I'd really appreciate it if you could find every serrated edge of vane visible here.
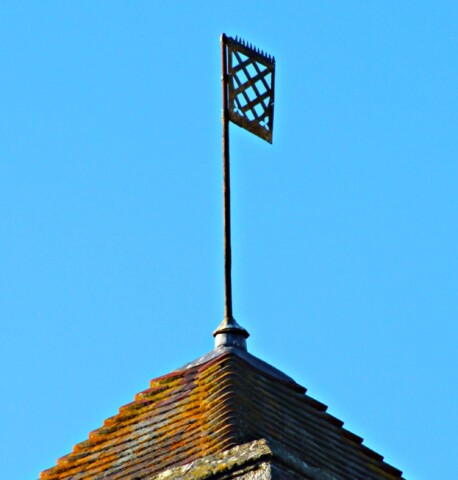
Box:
[229,35,275,63]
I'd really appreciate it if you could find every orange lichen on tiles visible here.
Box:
[41,348,404,480]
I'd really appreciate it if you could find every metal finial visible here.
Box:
[213,317,249,350]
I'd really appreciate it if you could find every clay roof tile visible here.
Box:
[40,346,404,480]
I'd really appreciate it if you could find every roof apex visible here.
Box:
[40,347,404,480]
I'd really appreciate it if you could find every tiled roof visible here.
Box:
[40,347,404,480]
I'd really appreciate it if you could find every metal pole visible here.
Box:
[214,34,249,349]
[221,34,233,322]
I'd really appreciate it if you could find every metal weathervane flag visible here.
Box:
[223,35,276,143]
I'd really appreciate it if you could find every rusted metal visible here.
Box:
[215,34,276,349]
[226,35,275,143]
[215,33,250,350]
[221,33,233,323]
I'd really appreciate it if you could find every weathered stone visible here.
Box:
[152,439,337,480]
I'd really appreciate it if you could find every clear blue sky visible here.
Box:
[1,2,457,479]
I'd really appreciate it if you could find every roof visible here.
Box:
[40,346,404,480]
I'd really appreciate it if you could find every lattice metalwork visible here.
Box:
[226,36,275,143]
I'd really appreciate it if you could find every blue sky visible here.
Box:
[1,2,457,479]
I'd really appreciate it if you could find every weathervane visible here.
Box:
[213,33,276,350]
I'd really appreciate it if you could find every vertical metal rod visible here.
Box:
[221,34,233,322]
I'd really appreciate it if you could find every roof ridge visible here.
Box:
[178,346,299,385]
[41,348,404,480]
